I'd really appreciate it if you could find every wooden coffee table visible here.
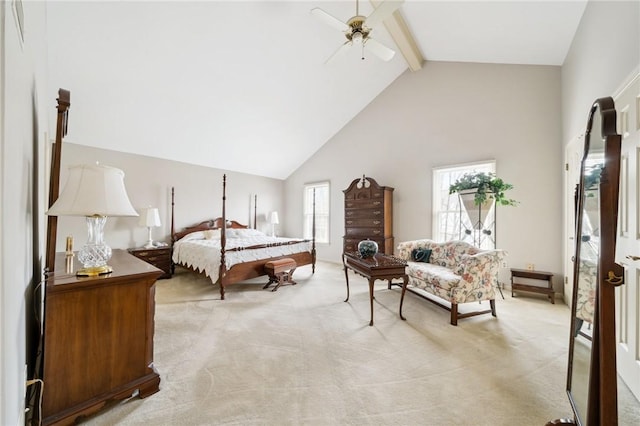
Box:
[342,252,408,326]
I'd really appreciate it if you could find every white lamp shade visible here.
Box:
[47,164,138,217]
[270,211,279,225]
[139,207,161,227]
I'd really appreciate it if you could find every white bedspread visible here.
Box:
[172,235,312,284]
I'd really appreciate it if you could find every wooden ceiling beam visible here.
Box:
[370,0,424,71]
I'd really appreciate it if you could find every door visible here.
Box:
[614,73,640,401]
[565,134,584,306]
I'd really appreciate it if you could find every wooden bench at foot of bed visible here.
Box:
[263,258,297,292]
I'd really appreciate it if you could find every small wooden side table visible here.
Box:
[128,246,172,279]
[343,252,408,326]
[511,268,555,304]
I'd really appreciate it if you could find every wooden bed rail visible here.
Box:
[224,239,312,252]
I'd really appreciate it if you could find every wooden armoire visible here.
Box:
[343,176,394,254]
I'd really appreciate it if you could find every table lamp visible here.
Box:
[270,211,279,237]
[46,163,138,276]
[139,207,161,248]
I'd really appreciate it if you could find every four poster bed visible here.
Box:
[170,175,316,299]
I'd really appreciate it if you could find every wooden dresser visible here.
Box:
[343,176,394,254]
[41,249,163,425]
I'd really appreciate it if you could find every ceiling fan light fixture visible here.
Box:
[312,0,403,64]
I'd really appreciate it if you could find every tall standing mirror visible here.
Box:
[549,97,625,425]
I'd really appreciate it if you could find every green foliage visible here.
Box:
[583,163,603,190]
[448,172,518,206]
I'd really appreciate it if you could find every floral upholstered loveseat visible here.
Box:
[396,239,506,325]
[573,259,596,337]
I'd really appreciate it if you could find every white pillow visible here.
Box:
[180,231,205,241]
[233,228,265,237]
[204,229,221,240]
[225,228,238,238]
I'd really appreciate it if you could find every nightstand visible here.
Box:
[128,246,172,279]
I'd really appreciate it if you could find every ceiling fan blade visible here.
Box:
[311,7,350,32]
[325,41,353,64]
[365,0,404,27]
[364,38,396,62]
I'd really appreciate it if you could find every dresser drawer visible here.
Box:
[344,237,387,254]
[344,189,385,200]
[345,199,385,209]
[345,217,385,228]
[139,254,168,263]
[345,227,384,237]
[132,248,170,258]
[345,208,384,219]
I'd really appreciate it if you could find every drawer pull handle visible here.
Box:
[373,211,381,215]
[373,230,381,235]
[373,220,381,225]
[373,201,381,206]
[346,220,353,225]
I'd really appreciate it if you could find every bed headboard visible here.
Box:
[173,217,248,242]
[170,185,257,244]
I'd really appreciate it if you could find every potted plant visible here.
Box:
[448,172,518,206]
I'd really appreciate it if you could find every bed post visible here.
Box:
[170,187,175,244]
[312,188,316,273]
[170,187,176,275]
[219,174,227,300]
[254,194,257,229]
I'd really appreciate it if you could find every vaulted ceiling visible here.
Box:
[46,1,587,179]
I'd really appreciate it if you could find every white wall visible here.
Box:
[285,61,563,289]
[1,1,49,424]
[55,143,284,252]
[561,0,640,144]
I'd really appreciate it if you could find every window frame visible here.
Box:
[432,160,496,244]
[303,181,330,244]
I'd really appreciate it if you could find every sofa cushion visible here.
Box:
[407,262,461,291]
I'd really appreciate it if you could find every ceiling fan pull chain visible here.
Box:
[362,43,365,60]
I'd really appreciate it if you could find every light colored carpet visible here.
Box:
[80,261,640,425]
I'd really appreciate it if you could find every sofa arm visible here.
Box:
[454,250,505,288]
[396,239,434,261]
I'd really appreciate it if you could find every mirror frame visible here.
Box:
[560,97,625,425]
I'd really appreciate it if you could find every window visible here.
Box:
[304,181,330,243]
[432,161,495,246]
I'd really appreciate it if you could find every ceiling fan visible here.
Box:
[311,0,404,63]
